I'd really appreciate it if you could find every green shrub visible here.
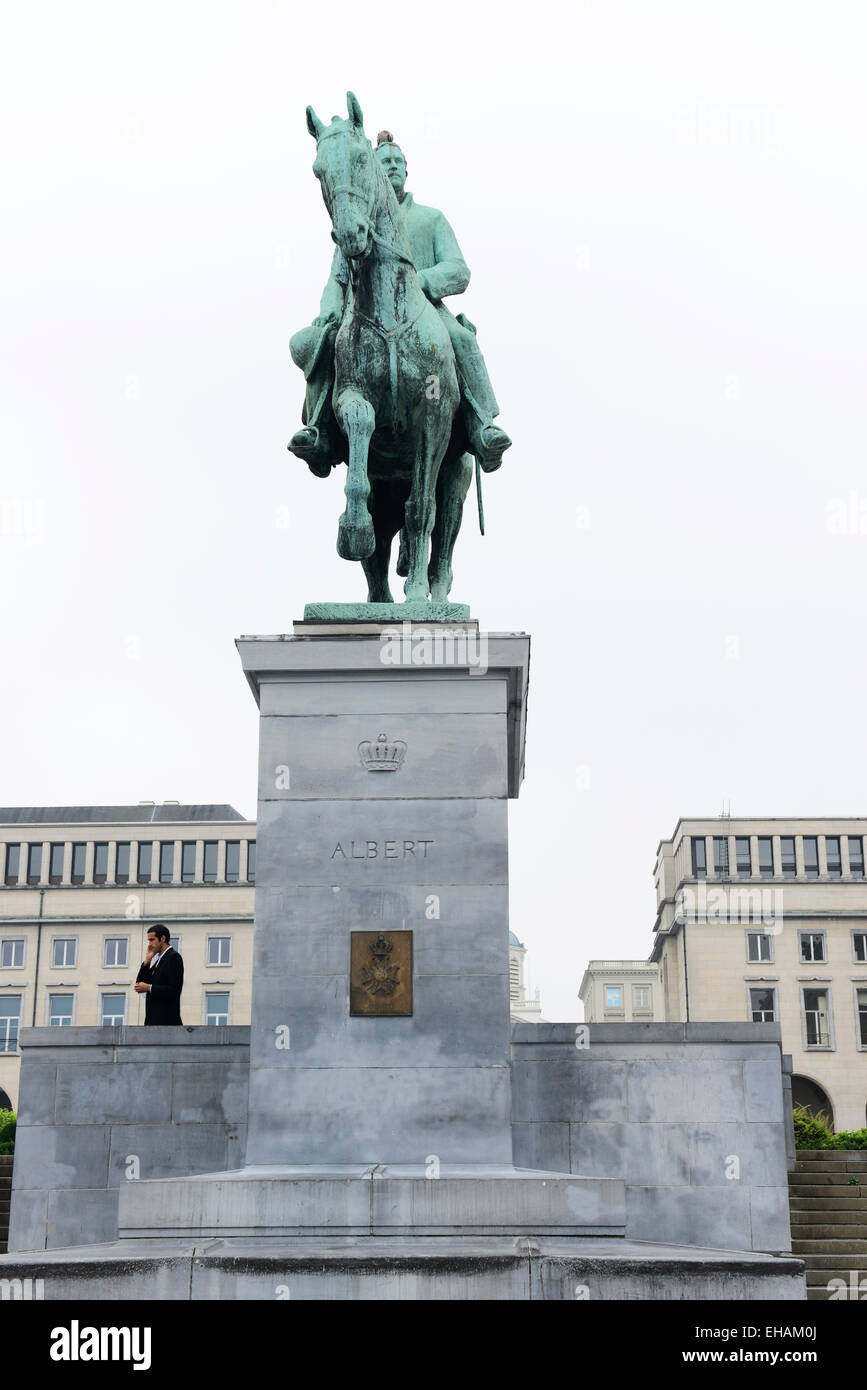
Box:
[0,1109,15,1155]
[793,1105,867,1150]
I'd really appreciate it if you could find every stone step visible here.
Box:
[791,1239,867,1255]
[798,1252,867,1270]
[796,1150,867,1160]
[791,1209,867,1225]
[795,1161,867,1175]
[789,1178,861,1189]
[787,1183,866,1198]
[791,1221,867,1237]
[790,1197,867,1211]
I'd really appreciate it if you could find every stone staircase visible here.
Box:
[0,1155,12,1255]
[789,1150,867,1300]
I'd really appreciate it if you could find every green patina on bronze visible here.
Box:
[289,92,510,608]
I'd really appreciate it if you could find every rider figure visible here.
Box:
[289,131,511,478]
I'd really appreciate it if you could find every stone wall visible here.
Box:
[511,1021,793,1253]
[8,1026,249,1252]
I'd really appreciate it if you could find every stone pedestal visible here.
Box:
[237,623,528,1167]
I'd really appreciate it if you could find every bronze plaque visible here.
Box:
[350,930,413,1016]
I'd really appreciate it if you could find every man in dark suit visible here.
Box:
[134,924,184,1025]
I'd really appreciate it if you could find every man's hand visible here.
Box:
[134,982,150,994]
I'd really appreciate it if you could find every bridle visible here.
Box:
[317,128,415,270]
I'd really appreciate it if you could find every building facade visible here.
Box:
[652,817,867,1132]
[578,959,661,1023]
[0,806,256,1110]
[509,931,544,1022]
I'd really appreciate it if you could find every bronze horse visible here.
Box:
[304,92,473,602]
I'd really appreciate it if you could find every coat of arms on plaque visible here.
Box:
[350,930,413,1016]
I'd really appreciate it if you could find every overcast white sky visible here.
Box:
[1,2,865,1019]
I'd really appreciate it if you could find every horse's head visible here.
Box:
[306,92,377,261]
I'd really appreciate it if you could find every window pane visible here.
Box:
[825,836,841,877]
[206,992,230,1025]
[49,842,65,882]
[854,933,867,963]
[747,932,771,962]
[803,837,819,878]
[208,937,230,966]
[757,837,773,877]
[52,938,76,967]
[858,989,867,1047]
[691,838,707,878]
[71,843,86,883]
[159,843,174,883]
[27,842,42,884]
[49,994,73,1026]
[605,987,622,1008]
[93,842,109,883]
[803,988,829,1046]
[749,988,775,1022]
[225,841,241,883]
[104,937,128,968]
[101,993,126,1026]
[1,939,24,968]
[0,996,21,1052]
[800,933,825,963]
[780,837,796,878]
[116,842,130,883]
[633,985,650,1008]
[203,841,218,883]
[247,841,256,883]
[4,844,20,884]
[848,836,864,877]
[181,842,196,883]
[713,837,729,875]
[735,838,752,875]
[137,842,152,883]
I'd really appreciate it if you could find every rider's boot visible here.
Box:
[466,416,512,473]
[288,425,332,478]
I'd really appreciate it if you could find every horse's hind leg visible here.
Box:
[429,451,473,600]
[361,481,402,603]
[335,392,375,562]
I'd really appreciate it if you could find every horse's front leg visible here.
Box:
[335,391,376,562]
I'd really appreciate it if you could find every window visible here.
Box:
[116,842,131,884]
[749,987,776,1023]
[735,837,752,876]
[103,937,129,968]
[853,931,867,963]
[159,842,175,884]
[803,988,830,1047]
[207,936,231,966]
[803,837,819,878]
[71,842,86,884]
[825,836,842,877]
[26,842,42,884]
[799,931,826,963]
[848,836,864,878]
[4,844,21,885]
[51,937,77,968]
[205,991,230,1025]
[0,938,24,969]
[49,842,65,883]
[780,837,796,878]
[181,842,196,883]
[101,993,126,1026]
[247,841,256,883]
[633,984,651,1010]
[691,837,707,879]
[746,931,772,963]
[137,842,152,883]
[0,997,21,1052]
[713,837,729,876]
[604,986,622,1009]
[171,934,182,954]
[93,842,109,884]
[857,988,867,1048]
[203,841,218,883]
[48,994,74,1026]
[757,837,773,878]
[225,841,241,883]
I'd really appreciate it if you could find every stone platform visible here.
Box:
[0,1236,805,1300]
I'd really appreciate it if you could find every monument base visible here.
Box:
[0,1237,805,1301]
[301,600,471,623]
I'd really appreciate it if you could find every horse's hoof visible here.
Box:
[337,517,375,561]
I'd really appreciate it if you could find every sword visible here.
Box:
[475,454,485,535]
